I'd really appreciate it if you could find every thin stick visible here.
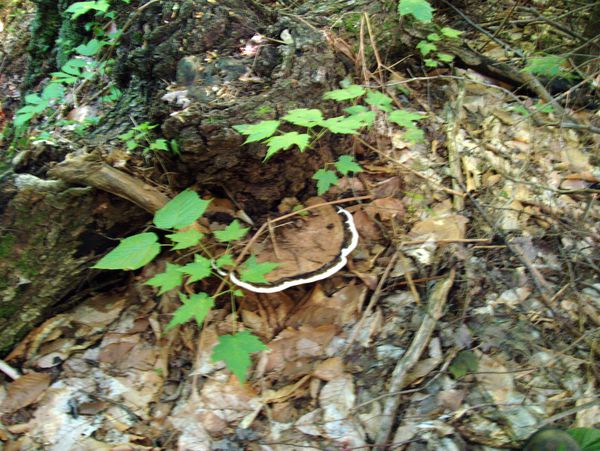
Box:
[375,269,455,449]
[398,251,421,305]
[0,359,21,380]
[402,238,491,246]
[342,249,400,355]
[444,79,466,211]
[355,137,464,197]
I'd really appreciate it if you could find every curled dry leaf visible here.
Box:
[352,208,382,241]
[286,284,365,328]
[408,214,468,241]
[313,357,345,381]
[264,325,338,374]
[0,372,51,413]
[364,197,405,222]
[248,197,349,283]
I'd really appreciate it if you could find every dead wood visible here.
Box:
[47,152,169,214]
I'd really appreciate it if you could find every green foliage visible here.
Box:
[234,81,427,160]
[403,127,426,143]
[93,233,161,270]
[146,263,184,294]
[398,0,434,23]
[388,109,427,143]
[322,84,366,101]
[74,38,106,56]
[416,40,436,56]
[154,190,211,230]
[65,1,110,20]
[233,120,280,143]
[166,229,204,250]
[166,292,214,331]
[313,154,363,195]
[388,110,427,127]
[214,220,250,243]
[313,169,339,195]
[567,428,600,450]
[239,255,280,284]
[181,255,213,283]
[448,350,478,378]
[335,155,363,176]
[211,331,269,383]
[282,108,324,127]
[51,58,96,84]
[92,190,278,383]
[14,83,65,128]
[441,27,462,39]
[415,23,460,68]
[523,55,567,78]
[216,253,236,268]
[365,90,394,112]
[265,132,310,160]
[118,122,175,155]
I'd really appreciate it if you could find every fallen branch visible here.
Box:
[375,269,456,449]
[47,152,169,214]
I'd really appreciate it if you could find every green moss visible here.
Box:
[252,105,275,118]
[0,235,15,259]
[337,12,361,33]
[0,303,20,320]
[25,0,86,87]
[25,0,62,88]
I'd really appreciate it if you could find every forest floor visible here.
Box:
[0,2,599,451]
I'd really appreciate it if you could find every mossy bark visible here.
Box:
[0,172,148,353]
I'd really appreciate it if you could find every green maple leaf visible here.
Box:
[448,350,478,378]
[427,33,441,42]
[233,120,280,143]
[347,110,376,127]
[282,108,324,127]
[335,155,363,176]
[239,255,279,283]
[425,58,438,68]
[323,84,366,101]
[146,263,184,294]
[398,0,434,23]
[568,428,600,451]
[154,190,211,230]
[181,254,212,282]
[320,115,367,134]
[441,27,462,39]
[216,253,236,268]
[264,132,310,161]
[365,90,393,112]
[214,220,250,243]
[388,109,427,128]
[344,105,368,115]
[404,127,426,143]
[437,53,455,63]
[66,0,110,20]
[93,233,160,270]
[42,83,65,99]
[211,331,269,383]
[167,229,204,250]
[416,40,437,56]
[312,169,339,195]
[75,38,106,56]
[523,55,566,78]
[166,292,214,331]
